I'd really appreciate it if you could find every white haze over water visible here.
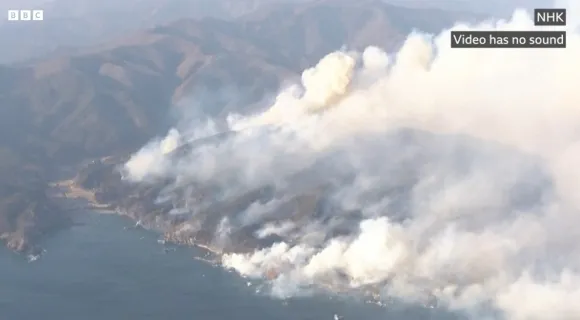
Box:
[123,3,580,319]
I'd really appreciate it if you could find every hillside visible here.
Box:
[0,0,534,65]
[0,0,477,252]
[0,0,286,64]
[0,148,68,252]
[3,0,476,163]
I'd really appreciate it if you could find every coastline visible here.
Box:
[50,179,116,214]
[50,178,225,257]
[49,178,421,308]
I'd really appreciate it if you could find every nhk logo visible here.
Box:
[7,10,44,21]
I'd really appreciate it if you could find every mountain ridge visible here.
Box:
[0,0,479,252]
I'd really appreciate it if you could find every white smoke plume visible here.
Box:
[123,3,580,319]
[123,128,181,181]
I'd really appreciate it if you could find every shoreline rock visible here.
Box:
[41,160,447,309]
[0,183,72,255]
[56,162,390,306]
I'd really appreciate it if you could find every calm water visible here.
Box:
[0,212,462,320]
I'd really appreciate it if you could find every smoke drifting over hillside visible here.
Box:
[123,3,580,319]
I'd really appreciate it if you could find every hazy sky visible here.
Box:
[0,0,558,17]
[0,0,562,64]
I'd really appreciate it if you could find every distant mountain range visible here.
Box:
[1,0,305,64]
[0,0,548,65]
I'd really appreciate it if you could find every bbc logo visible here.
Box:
[7,10,44,21]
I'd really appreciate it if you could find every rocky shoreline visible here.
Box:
[0,184,72,255]
[4,156,438,308]
[52,175,225,257]
[52,161,393,306]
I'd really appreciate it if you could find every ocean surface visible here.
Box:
[0,212,463,320]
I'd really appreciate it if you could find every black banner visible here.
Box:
[451,31,566,48]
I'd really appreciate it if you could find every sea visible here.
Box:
[0,212,464,320]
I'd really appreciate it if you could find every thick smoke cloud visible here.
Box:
[123,3,580,319]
